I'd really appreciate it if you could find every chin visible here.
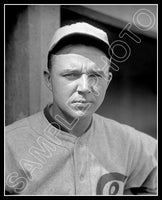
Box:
[74,111,91,118]
[70,107,95,119]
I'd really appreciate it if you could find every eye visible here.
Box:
[63,73,80,80]
[89,73,102,78]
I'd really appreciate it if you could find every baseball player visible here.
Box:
[5,22,157,195]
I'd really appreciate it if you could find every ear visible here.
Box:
[107,72,112,86]
[43,70,52,91]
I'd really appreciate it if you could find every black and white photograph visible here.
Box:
[4,4,157,196]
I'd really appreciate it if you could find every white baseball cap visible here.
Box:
[48,22,110,58]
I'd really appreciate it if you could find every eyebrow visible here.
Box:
[61,68,107,77]
[90,69,107,76]
[61,69,82,74]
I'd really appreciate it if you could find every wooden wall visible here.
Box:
[5,5,60,125]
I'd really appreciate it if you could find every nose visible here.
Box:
[77,74,90,94]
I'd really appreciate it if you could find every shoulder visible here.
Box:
[92,113,156,150]
[91,113,157,175]
[5,111,47,174]
[93,113,134,138]
[5,111,47,147]
[6,111,43,133]
[5,112,44,194]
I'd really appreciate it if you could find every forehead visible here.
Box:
[51,44,110,70]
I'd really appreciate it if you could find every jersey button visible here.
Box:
[79,173,85,182]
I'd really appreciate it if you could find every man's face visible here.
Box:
[48,45,112,119]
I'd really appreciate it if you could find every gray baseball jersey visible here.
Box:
[5,104,157,195]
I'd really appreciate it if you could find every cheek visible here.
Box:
[51,77,66,96]
[97,90,107,105]
[94,83,108,106]
[51,77,74,102]
[95,81,108,98]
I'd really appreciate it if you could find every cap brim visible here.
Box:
[49,33,110,59]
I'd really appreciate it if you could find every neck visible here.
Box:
[50,103,92,137]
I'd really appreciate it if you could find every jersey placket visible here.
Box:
[73,136,91,195]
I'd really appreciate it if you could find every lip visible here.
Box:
[71,102,92,110]
[72,102,90,106]
[72,100,91,104]
[73,101,87,103]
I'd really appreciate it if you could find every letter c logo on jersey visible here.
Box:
[96,173,127,195]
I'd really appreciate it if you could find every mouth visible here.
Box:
[71,100,92,109]
[72,100,88,103]
[72,99,93,105]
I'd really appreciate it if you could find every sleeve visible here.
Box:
[5,134,28,195]
[124,128,157,195]
[5,141,18,194]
